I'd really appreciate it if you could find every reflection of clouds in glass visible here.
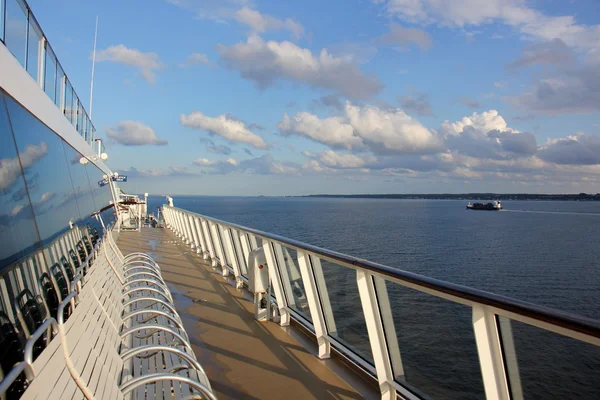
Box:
[30,191,57,216]
[39,192,55,202]
[10,186,27,202]
[0,202,33,227]
[0,142,47,190]
[11,204,24,216]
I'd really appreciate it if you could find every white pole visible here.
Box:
[89,15,98,120]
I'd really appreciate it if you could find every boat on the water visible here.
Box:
[466,200,503,210]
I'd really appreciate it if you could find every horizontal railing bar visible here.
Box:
[168,206,600,341]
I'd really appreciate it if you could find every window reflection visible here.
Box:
[4,91,80,245]
[62,143,95,224]
[86,165,115,234]
[4,0,28,67]
[0,91,41,271]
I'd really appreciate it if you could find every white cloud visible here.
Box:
[538,134,600,165]
[194,154,298,175]
[301,160,338,174]
[508,56,600,115]
[507,38,574,70]
[235,7,303,38]
[458,97,480,109]
[441,109,508,136]
[200,138,232,155]
[493,81,506,88]
[96,44,163,84]
[345,103,443,154]
[318,150,376,168]
[0,142,48,191]
[106,121,168,146]
[376,0,600,51]
[119,166,201,177]
[280,102,442,154]
[441,110,537,158]
[182,52,211,67]
[377,23,432,50]
[217,35,383,99]
[279,112,362,150]
[397,90,433,116]
[181,111,268,149]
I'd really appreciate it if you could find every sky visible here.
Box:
[28,0,600,195]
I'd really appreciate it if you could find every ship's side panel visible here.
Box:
[0,89,115,335]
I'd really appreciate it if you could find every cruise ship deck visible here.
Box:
[116,227,377,400]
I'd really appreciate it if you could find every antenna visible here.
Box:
[89,15,99,120]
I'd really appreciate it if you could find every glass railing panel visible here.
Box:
[76,98,83,136]
[56,64,64,109]
[5,0,27,67]
[225,227,244,276]
[499,317,600,399]
[315,257,372,363]
[83,114,90,143]
[275,245,311,321]
[26,14,41,80]
[64,80,73,122]
[43,43,57,103]
[234,231,249,276]
[384,281,484,399]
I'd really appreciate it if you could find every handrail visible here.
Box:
[166,205,600,341]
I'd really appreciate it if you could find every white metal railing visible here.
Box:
[162,205,600,400]
[0,0,96,145]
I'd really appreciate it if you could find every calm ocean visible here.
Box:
[148,196,600,399]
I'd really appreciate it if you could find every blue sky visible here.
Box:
[29,0,600,195]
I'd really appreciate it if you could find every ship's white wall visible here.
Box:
[0,44,112,175]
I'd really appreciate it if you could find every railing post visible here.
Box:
[186,214,196,246]
[356,270,397,400]
[171,209,180,235]
[297,251,331,359]
[210,223,228,277]
[169,208,176,230]
[201,219,217,268]
[223,228,243,288]
[472,305,510,400]
[182,212,193,245]
[163,207,171,228]
[187,214,200,251]
[262,241,291,326]
[177,211,187,241]
[193,217,208,258]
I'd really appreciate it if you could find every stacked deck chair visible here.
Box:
[0,230,215,400]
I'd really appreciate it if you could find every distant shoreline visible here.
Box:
[299,193,600,201]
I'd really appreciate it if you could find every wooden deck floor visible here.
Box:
[116,227,370,400]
